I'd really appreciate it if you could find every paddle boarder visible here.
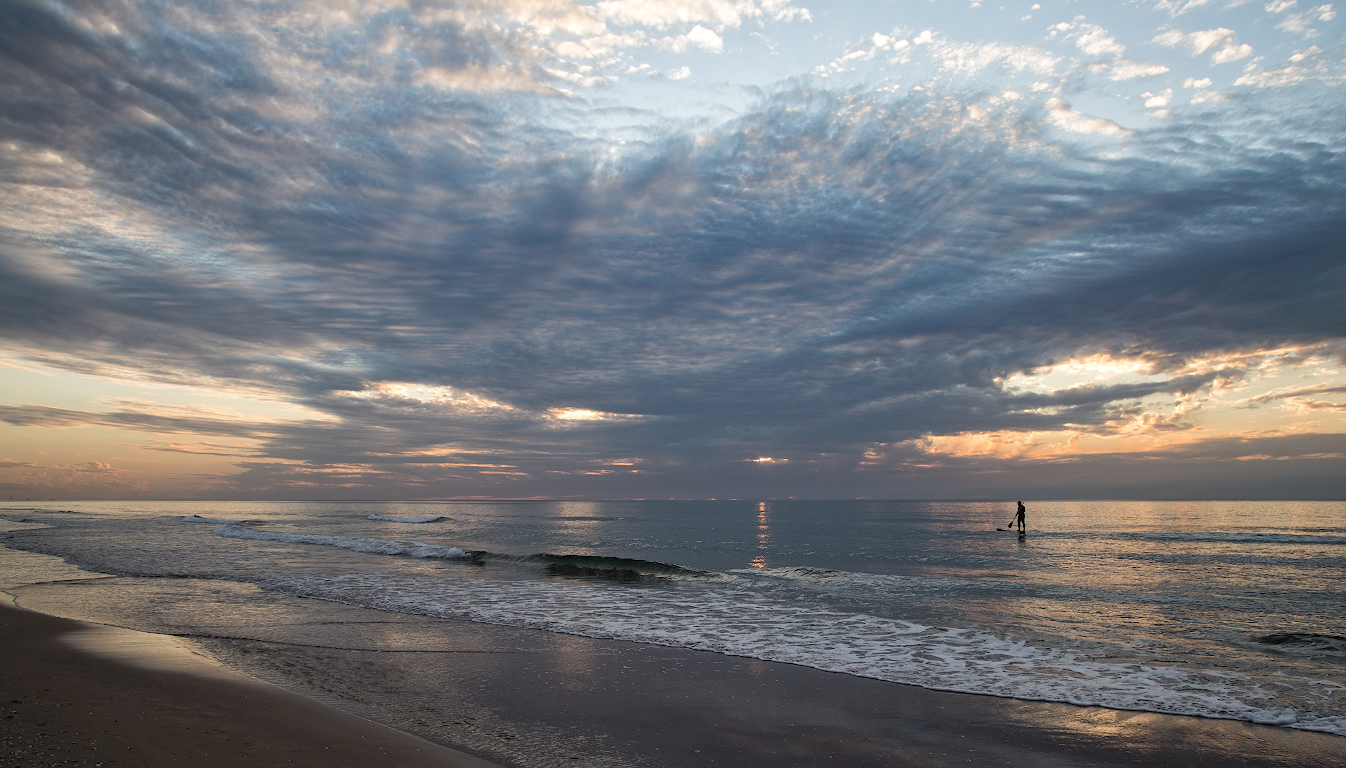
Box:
[1010,501,1026,533]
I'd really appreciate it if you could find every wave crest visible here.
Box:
[212,523,472,560]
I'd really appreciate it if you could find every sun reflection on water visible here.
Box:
[750,501,771,569]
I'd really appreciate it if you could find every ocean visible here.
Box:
[2,499,1344,760]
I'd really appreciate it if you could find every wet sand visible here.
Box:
[5,598,1346,768]
[0,601,498,768]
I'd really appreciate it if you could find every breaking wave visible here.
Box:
[211,523,473,560]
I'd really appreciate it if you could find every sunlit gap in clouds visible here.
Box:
[548,408,646,423]
[893,345,1346,462]
[0,356,333,498]
[337,382,516,413]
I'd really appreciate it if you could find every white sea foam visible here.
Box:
[738,566,925,587]
[730,566,1012,598]
[367,514,448,523]
[213,524,470,559]
[197,517,1346,737]
[248,568,1346,738]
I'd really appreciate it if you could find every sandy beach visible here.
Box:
[0,600,498,767]
[5,592,1345,768]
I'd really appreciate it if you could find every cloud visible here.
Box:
[868,432,1346,500]
[1058,20,1127,57]
[659,25,724,53]
[1237,384,1346,411]
[1234,46,1331,87]
[934,41,1060,76]
[596,0,811,30]
[1142,89,1173,108]
[1152,27,1253,64]
[69,460,119,474]
[134,441,263,457]
[1109,59,1171,80]
[1045,19,1167,81]
[1043,98,1134,134]
[1275,4,1337,35]
[1150,0,1215,16]
[0,0,1343,499]
[0,405,283,439]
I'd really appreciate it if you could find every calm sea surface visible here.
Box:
[2,499,1344,739]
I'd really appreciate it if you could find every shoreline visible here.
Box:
[0,598,500,767]
[5,593,1346,768]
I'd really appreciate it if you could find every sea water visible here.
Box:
[2,499,1343,739]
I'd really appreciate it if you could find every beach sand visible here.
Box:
[0,600,499,767]
[6,599,1346,768]
[2,534,1344,767]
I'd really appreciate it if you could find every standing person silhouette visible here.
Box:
[1010,501,1026,533]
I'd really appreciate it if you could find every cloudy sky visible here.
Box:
[2,0,1344,501]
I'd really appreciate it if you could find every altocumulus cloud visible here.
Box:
[1,0,1344,499]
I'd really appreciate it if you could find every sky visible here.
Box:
[1,0,1344,501]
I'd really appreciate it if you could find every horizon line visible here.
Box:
[5,497,1344,504]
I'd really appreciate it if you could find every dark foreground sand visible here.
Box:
[6,597,1346,768]
[0,602,498,768]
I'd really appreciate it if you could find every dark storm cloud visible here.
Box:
[2,1,1344,497]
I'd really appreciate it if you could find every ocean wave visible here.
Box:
[212,524,472,560]
[517,553,718,580]
[183,515,240,524]
[1256,633,1346,656]
[367,514,449,523]
[205,524,719,578]
[738,565,916,584]
[747,565,852,579]
[730,566,1012,597]
[256,570,1346,738]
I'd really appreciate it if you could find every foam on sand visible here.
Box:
[247,567,1346,737]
